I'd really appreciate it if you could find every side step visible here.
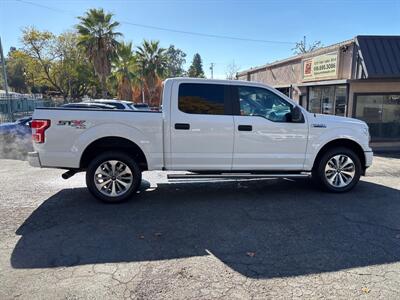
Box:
[167,173,311,180]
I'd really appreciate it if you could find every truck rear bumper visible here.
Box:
[28,151,42,168]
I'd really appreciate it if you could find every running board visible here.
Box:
[167,173,311,180]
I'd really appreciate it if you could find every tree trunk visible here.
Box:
[100,75,108,98]
[118,77,133,101]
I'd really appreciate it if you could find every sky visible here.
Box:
[1,0,399,79]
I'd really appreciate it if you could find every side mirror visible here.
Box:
[291,106,304,123]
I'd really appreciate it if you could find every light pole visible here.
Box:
[0,36,12,121]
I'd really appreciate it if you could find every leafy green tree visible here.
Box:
[21,28,98,99]
[76,8,122,98]
[21,27,67,96]
[188,53,205,78]
[111,41,138,101]
[164,45,186,77]
[135,40,167,103]
[5,48,28,93]
[7,49,43,93]
[57,32,100,99]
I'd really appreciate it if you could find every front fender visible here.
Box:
[304,127,368,170]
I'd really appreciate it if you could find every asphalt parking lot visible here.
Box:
[0,155,399,299]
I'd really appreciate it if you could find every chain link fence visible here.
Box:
[0,94,57,123]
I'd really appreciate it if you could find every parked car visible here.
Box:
[92,99,153,111]
[132,103,151,111]
[61,103,117,110]
[28,78,373,203]
[0,116,33,157]
[92,99,137,110]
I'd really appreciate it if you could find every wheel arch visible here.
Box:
[312,138,366,171]
[80,136,148,171]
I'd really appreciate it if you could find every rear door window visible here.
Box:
[178,83,229,115]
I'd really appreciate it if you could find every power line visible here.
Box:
[14,0,296,45]
[120,21,296,45]
[15,0,75,15]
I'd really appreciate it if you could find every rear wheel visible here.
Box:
[86,151,142,203]
[313,147,361,192]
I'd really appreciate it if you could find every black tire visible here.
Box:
[86,151,142,203]
[312,147,361,193]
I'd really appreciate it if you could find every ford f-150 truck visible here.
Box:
[28,78,373,203]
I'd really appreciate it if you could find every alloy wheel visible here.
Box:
[324,154,356,188]
[94,160,133,197]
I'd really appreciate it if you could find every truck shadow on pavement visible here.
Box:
[11,178,400,278]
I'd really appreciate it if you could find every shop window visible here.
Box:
[308,85,347,116]
[354,94,400,141]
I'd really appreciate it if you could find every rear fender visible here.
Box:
[72,123,162,170]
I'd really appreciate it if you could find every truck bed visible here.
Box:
[32,108,164,170]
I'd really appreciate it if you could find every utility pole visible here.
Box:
[0,37,12,121]
[210,62,215,79]
[303,35,307,52]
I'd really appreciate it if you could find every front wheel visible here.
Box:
[313,147,361,193]
[86,151,142,203]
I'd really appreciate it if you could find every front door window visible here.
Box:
[238,86,293,122]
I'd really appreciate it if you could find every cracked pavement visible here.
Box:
[0,155,399,299]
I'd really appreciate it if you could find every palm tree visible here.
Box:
[76,8,122,98]
[135,40,167,104]
[111,42,138,101]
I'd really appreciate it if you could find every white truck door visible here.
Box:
[231,85,308,170]
[168,81,234,170]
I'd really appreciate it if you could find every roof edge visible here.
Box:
[237,38,354,76]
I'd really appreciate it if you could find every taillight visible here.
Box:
[31,119,51,143]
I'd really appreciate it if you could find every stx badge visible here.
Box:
[57,120,86,129]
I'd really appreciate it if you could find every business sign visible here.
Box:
[302,52,339,82]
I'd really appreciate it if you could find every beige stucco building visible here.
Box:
[237,36,400,150]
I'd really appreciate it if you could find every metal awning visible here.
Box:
[356,36,400,79]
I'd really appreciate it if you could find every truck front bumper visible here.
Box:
[28,151,41,168]
[365,151,373,167]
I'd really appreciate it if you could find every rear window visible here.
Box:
[178,83,225,115]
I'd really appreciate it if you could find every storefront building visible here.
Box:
[237,36,400,151]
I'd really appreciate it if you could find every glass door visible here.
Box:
[334,86,347,116]
[321,86,335,114]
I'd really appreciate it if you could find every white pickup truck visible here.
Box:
[29,78,373,203]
